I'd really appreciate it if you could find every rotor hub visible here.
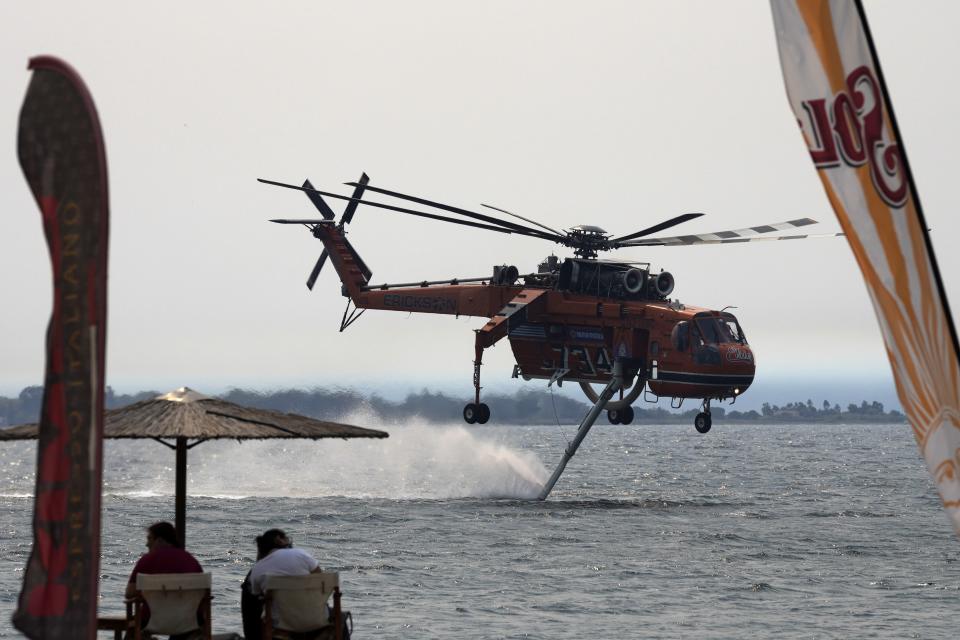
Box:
[565,225,612,259]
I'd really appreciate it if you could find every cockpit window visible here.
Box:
[695,318,722,344]
[695,315,747,345]
[671,321,690,351]
[721,319,744,343]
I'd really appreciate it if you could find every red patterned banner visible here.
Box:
[13,56,109,639]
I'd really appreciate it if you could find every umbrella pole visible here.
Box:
[175,437,187,547]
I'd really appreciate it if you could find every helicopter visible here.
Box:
[260,173,835,434]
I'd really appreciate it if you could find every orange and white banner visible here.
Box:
[771,0,960,536]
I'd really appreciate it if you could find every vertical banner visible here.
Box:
[13,57,109,638]
[770,1,960,535]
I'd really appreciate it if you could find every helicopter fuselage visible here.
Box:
[356,280,755,402]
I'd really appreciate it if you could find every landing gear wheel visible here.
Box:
[477,403,490,424]
[619,406,635,425]
[463,403,478,424]
[694,412,712,434]
[607,409,621,425]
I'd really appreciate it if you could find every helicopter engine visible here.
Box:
[652,270,674,297]
[622,267,645,294]
[491,264,520,286]
[557,258,674,301]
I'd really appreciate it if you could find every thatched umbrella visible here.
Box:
[0,387,388,544]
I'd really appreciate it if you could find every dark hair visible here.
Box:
[255,528,288,560]
[148,522,180,548]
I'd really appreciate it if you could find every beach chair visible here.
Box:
[262,573,345,640]
[127,572,213,640]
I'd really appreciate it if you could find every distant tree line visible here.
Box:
[0,385,907,427]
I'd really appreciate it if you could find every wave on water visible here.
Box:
[802,509,896,518]
[106,490,166,499]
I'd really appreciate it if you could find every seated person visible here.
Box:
[243,528,325,634]
[249,528,322,595]
[126,522,203,634]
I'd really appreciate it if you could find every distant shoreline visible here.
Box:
[0,385,906,427]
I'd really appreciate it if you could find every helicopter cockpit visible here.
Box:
[671,312,749,358]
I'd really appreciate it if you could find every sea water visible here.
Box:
[0,420,957,639]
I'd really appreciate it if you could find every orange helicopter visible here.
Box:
[261,173,834,437]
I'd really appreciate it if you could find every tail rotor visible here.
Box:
[301,172,369,290]
[305,250,329,291]
[302,179,336,221]
[340,172,369,226]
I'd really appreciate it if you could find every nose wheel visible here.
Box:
[694,399,712,433]
[606,406,635,425]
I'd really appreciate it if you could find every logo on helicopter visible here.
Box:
[725,347,753,363]
[383,293,457,313]
[568,327,604,343]
[542,344,613,377]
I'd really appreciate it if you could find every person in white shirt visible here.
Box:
[248,528,323,596]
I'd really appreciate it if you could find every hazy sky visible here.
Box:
[1,1,957,410]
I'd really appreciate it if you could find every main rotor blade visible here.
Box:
[610,213,705,243]
[306,250,329,290]
[341,172,369,226]
[302,179,336,220]
[620,230,844,247]
[259,178,515,234]
[270,218,331,224]
[345,182,565,242]
[481,203,564,236]
[615,218,820,247]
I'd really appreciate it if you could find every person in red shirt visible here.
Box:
[126,522,203,632]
